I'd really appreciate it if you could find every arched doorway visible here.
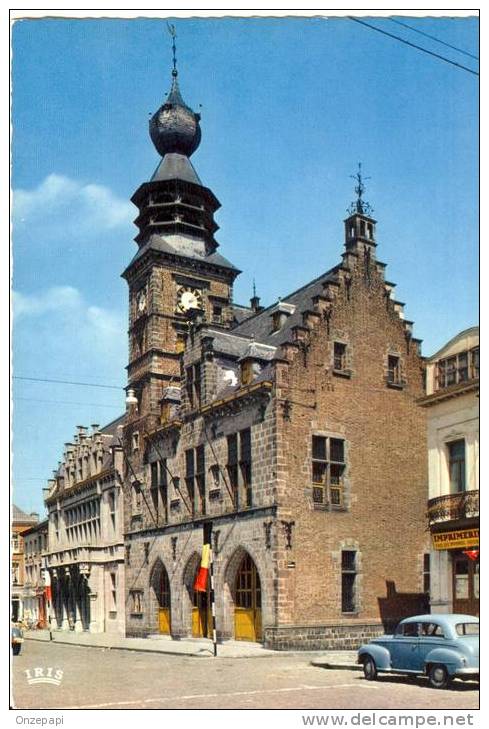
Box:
[234,553,262,642]
[151,561,171,634]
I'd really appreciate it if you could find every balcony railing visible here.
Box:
[427,490,479,527]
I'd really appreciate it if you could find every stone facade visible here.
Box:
[120,62,431,649]
[11,505,40,622]
[420,327,479,616]
[44,418,126,634]
[22,519,49,628]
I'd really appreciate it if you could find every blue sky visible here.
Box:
[11,15,479,515]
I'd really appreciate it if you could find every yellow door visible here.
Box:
[154,565,171,635]
[234,554,262,642]
[159,608,171,634]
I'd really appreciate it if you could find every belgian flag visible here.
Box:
[194,522,212,593]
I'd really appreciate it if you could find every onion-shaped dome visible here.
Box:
[149,71,201,158]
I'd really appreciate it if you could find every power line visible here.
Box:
[349,16,479,76]
[13,376,123,390]
[14,397,121,409]
[390,18,479,61]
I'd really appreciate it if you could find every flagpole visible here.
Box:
[209,546,217,657]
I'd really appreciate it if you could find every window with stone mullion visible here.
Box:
[239,429,252,508]
[227,434,239,510]
[185,449,196,517]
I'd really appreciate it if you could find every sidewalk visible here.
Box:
[24,629,358,665]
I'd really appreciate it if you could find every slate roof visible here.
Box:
[150,153,202,185]
[232,303,255,325]
[126,233,240,273]
[232,266,339,346]
[202,327,276,360]
[12,504,39,524]
[100,413,126,438]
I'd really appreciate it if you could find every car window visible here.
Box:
[397,622,419,637]
[420,622,445,637]
[456,623,479,636]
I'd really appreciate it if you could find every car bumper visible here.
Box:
[453,667,479,678]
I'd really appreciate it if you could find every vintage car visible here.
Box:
[11,624,24,656]
[358,614,479,689]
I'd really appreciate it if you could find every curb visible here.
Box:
[24,635,327,660]
[310,660,361,671]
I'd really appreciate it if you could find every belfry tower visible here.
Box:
[122,29,240,431]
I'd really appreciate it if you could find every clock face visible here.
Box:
[177,286,203,313]
[136,290,147,314]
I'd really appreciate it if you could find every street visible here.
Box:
[12,641,479,711]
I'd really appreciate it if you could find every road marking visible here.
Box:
[63,682,379,709]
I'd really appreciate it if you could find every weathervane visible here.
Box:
[167,22,177,77]
[348,162,374,216]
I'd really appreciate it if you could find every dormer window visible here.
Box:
[270,302,295,333]
[436,347,479,390]
[241,360,253,386]
[272,311,285,332]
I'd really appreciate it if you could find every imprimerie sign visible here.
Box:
[432,528,479,550]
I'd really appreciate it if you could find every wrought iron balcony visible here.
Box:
[427,490,479,527]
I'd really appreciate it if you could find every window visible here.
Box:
[186,364,202,408]
[109,491,116,531]
[423,553,431,595]
[227,434,239,509]
[130,590,143,615]
[341,550,357,613]
[312,436,346,507]
[241,360,253,386]
[185,449,195,517]
[397,622,419,637]
[436,348,479,390]
[11,535,19,551]
[239,429,252,508]
[333,342,347,372]
[150,462,159,520]
[448,440,465,493]
[159,460,168,523]
[212,305,223,324]
[110,573,117,611]
[387,355,402,385]
[471,347,479,379]
[196,445,206,515]
[132,431,140,453]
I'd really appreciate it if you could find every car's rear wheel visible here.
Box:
[428,664,449,689]
[363,656,377,681]
[12,644,21,656]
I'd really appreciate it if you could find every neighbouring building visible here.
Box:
[120,50,430,649]
[44,417,126,634]
[22,519,49,628]
[419,327,479,617]
[11,505,39,622]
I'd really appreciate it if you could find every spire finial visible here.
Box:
[167,22,178,78]
[348,163,374,216]
[253,278,256,298]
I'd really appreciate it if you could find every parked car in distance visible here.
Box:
[11,624,24,656]
[358,614,479,689]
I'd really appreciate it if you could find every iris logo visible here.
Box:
[24,667,64,686]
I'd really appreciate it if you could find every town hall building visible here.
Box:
[120,49,430,649]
